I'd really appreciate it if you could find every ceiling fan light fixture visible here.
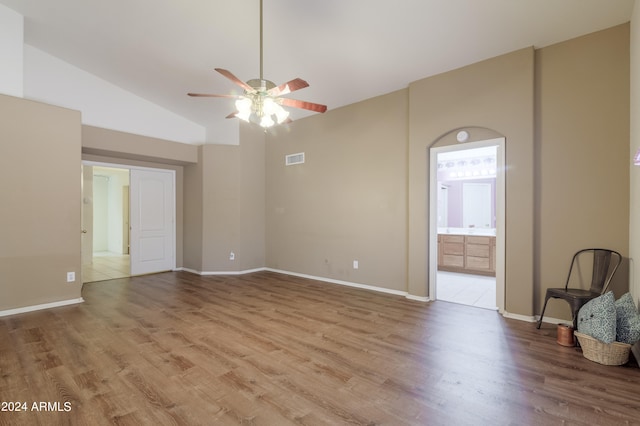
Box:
[260,114,275,128]
[234,97,253,122]
[274,104,290,124]
[262,97,277,115]
[235,97,252,111]
[235,109,252,123]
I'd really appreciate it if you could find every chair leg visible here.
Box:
[537,295,551,329]
[571,313,578,331]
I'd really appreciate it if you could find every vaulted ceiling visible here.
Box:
[1,0,634,143]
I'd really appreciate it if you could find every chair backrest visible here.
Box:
[564,248,622,294]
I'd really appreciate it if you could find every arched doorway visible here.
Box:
[428,133,506,312]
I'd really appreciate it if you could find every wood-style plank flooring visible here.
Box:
[1,271,639,425]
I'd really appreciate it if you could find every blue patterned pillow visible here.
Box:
[577,291,616,344]
[615,293,640,345]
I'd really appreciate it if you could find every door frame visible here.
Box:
[428,137,506,313]
[81,160,177,279]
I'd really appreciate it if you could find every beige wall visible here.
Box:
[535,24,630,321]
[238,124,266,270]
[184,124,266,273]
[630,2,640,304]
[0,94,82,311]
[83,124,266,275]
[81,127,194,269]
[265,90,409,291]
[0,23,630,319]
[82,125,198,165]
[263,24,630,319]
[183,147,204,272]
[409,47,535,312]
[200,144,239,271]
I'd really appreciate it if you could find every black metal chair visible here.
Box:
[536,248,622,330]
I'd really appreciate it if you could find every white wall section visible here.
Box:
[0,4,23,97]
[24,45,206,145]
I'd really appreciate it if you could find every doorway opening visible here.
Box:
[429,138,505,312]
[82,165,131,282]
[81,161,176,283]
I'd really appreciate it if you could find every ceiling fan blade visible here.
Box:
[268,78,309,96]
[280,98,327,113]
[187,92,238,98]
[215,68,255,92]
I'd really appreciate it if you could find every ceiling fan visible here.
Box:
[188,0,327,128]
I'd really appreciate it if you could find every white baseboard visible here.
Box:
[532,314,573,326]
[502,312,572,326]
[181,266,426,300]
[503,311,537,322]
[264,268,420,300]
[180,267,267,276]
[406,294,431,302]
[0,298,85,318]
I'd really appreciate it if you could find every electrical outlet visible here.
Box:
[353,260,359,269]
[229,252,235,261]
[66,272,75,282]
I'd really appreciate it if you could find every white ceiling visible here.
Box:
[1,0,635,142]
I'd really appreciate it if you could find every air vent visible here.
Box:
[285,152,305,166]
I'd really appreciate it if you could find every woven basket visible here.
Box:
[574,331,631,366]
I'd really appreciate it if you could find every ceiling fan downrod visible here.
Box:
[259,0,264,81]
[187,0,327,128]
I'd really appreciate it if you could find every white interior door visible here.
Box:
[130,169,175,275]
[122,185,130,254]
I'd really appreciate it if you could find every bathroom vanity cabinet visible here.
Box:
[438,233,496,276]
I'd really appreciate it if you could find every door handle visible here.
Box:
[81,229,88,234]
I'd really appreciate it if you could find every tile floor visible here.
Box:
[82,252,130,283]
[436,271,497,310]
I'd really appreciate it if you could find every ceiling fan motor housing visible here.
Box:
[247,78,275,93]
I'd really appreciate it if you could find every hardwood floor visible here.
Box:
[1,271,639,425]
